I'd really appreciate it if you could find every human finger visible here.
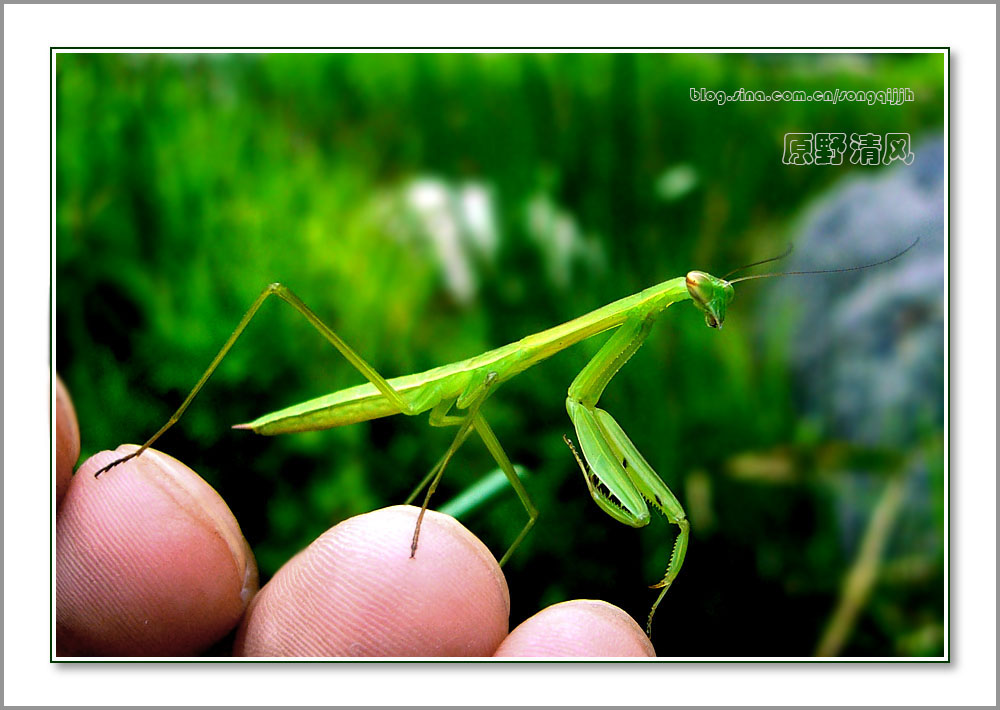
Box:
[55,375,80,507]
[493,599,655,657]
[56,446,258,656]
[235,505,509,656]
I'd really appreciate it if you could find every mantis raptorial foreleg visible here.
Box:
[564,314,690,634]
[94,283,418,477]
[591,407,689,634]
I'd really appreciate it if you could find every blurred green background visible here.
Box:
[56,52,945,657]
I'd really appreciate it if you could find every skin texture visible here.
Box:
[55,380,655,657]
[56,446,259,656]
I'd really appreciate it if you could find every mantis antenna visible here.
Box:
[727,237,920,284]
[722,243,795,280]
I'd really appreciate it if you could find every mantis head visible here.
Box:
[684,238,921,330]
[685,271,735,329]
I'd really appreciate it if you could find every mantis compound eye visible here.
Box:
[685,271,711,304]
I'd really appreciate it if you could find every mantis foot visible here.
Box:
[93,449,142,478]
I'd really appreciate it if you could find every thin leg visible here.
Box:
[404,453,446,507]
[409,396,538,566]
[410,373,498,558]
[403,431,476,506]
[403,398,467,505]
[473,414,538,567]
[96,282,414,477]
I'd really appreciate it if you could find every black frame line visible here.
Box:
[49,45,950,665]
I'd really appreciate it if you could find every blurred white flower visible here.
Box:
[390,177,500,304]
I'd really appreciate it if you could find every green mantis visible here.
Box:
[95,241,917,638]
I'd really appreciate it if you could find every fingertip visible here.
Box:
[235,505,509,657]
[494,600,655,657]
[56,446,257,656]
[55,376,80,507]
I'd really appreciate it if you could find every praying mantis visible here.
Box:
[94,241,917,637]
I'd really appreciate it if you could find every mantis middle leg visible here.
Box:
[473,414,539,567]
[407,380,539,567]
[408,382,495,559]
[403,397,474,506]
[564,314,690,636]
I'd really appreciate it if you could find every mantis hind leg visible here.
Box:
[95,283,417,477]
